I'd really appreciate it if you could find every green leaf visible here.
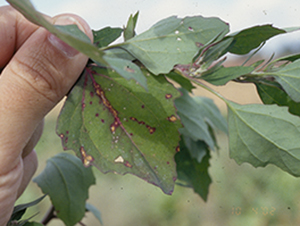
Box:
[120,16,229,74]
[227,102,300,177]
[175,89,227,149]
[8,195,46,223]
[201,65,254,86]
[124,11,139,41]
[267,59,300,102]
[182,135,208,163]
[86,203,103,225]
[175,139,211,201]
[201,37,234,68]
[165,71,195,92]
[228,25,287,55]
[255,81,300,116]
[23,222,44,226]
[93,27,123,48]
[33,153,95,226]
[57,66,182,194]
[102,56,148,90]
[7,0,107,65]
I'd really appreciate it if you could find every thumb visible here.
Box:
[0,14,93,170]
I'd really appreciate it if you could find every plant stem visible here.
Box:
[41,205,56,225]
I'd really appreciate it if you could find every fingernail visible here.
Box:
[48,16,82,58]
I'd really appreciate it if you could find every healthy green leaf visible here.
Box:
[228,25,287,55]
[165,71,195,92]
[57,66,182,194]
[8,195,46,223]
[86,203,103,225]
[7,0,107,65]
[201,65,254,86]
[175,139,211,201]
[33,153,95,226]
[181,135,208,163]
[175,89,227,149]
[120,16,229,74]
[93,27,123,48]
[124,11,139,41]
[266,59,300,102]
[255,81,300,116]
[102,56,148,90]
[227,102,300,177]
[23,222,44,226]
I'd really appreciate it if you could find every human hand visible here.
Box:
[0,6,93,225]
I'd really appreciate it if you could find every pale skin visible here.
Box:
[0,6,93,225]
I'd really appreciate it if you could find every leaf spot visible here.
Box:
[176,146,180,152]
[167,115,177,122]
[114,156,124,163]
[95,113,99,117]
[196,42,204,48]
[175,30,179,34]
[177,37,182,41]
[80,146,94,167]
[124,161,133,168]
[125,65,135,73]
[141,105,145,109]
[165,94,173,99]
[188,26,194,32]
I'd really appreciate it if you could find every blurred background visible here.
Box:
[1,0,300,225]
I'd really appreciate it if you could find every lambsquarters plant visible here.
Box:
[7,0,300,225]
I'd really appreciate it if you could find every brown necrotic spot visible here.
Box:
[176,146,180,152]
[80,146,94,167]
[165,94,172,99]
[124,161,133,168]
[167,115,177,122]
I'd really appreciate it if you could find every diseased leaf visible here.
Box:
[120,16,229,74]
[93,27,123,48]
[256,81,300,116]
[175,139,211,201]
[201,65,254,86]
[57,66,182,194]
[267,59,300,102]
[175,89,226,149]
[33,153,95,226]
[227,102,300,177]
[124,11,139,41]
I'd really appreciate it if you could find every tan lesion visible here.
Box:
[80,146,94,167]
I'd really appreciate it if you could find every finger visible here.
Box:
[0,6,39,68]
[0,14,93,171]
[17,150,38,197]
[22,120,44,158]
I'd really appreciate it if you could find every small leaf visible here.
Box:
[124,11,139,41]
[33,153,95,226]
[57,67,182,195]
[86,203,103,225]
[175,89,227,149]
[8,195,46,223]
[175,139,211,201]
[201,65,254,86]
[255,81,300,116]
[165,71,195,92]
[103,55,147,90]
[268,59,300,102]
[93,27,123,48]
[227,102,300,177]
[23,222,44,226]
[182,135,208,163]
[120,16,229,74]
[228,25,287,55]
